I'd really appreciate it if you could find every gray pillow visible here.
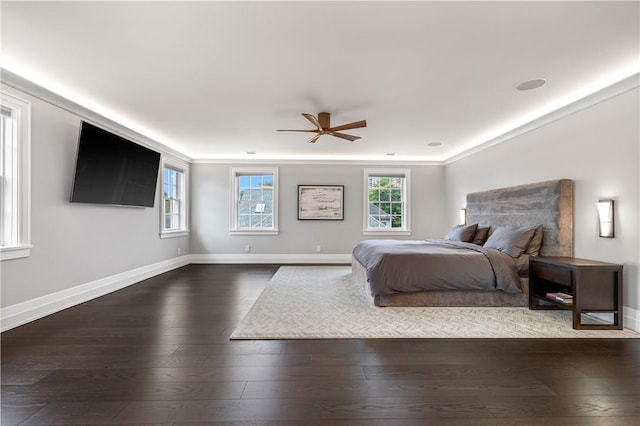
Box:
[444,223,478,243]
[484,226,536,258]
[472,226,490,245]
[524,225,544,256]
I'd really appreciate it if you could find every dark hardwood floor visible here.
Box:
[2,264,639,425]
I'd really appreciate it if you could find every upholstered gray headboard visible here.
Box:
[466,179,574,257]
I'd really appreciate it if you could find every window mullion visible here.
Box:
[230,168,278,234]
[160,164,187,235]
[1,112,19,247]
[0,92,31,259]
[0,115,6,246]
[364,168,410,234]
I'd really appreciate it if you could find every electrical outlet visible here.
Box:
[177,247,181,255]
[245,245,251,253]
[316,245,322,252]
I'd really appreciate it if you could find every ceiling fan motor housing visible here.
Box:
[318,112,330,130]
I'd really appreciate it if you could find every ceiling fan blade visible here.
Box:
[276,129,317,132]
[302,113,323,130]
[329,132,361,142]
[306,134,322,144]
[326,120,367,132]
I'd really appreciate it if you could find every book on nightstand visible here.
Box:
[546,292,573,304]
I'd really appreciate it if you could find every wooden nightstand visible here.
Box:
[529,256,623,330]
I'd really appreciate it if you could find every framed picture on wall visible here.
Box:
[298,185,344,220]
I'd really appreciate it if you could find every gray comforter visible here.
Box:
[352,239,522,296]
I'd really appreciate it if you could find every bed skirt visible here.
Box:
[352,256,529,307]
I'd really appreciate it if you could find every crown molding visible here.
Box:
[190,157,443,166]
[444,72,640,165]
[3,66,636,167]
[0,68,192,163]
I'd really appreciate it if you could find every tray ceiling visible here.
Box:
[2,1,638,162]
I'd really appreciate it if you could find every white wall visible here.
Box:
[445,88,640,323]
[0,84,190,310]
[190,163,446,256]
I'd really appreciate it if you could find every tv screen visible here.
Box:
[70,121,161,207]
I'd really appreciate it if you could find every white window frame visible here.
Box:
[1,92,31,261]
[159,158,189,239]
[230,167,279,235]
[363,168,411,236]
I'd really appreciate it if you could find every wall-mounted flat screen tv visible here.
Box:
[70,121,161,207]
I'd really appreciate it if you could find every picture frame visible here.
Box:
[298,185,344,220]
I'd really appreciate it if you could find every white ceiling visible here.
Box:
[2,1,639,162]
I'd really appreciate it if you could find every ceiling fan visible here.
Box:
[277,112,367,144]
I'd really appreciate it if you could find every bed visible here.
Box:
[352,179,574,307]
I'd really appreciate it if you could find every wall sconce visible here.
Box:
[459,208,467,225]
[597,200,614,238]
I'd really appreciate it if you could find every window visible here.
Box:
[363,168,411,235]
[160,162,188,238]
[230,167,278,235]
[1,92,31,260]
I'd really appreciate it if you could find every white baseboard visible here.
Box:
[623,306,640,332]
[0,255,191,332]
[0,254,349,332]
[3,253,638,334]
[190,253,352,264]
[584,307,639,332]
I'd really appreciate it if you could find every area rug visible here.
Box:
[230,266,639,339]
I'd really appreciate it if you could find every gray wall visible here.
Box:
[0,86,189,308]
[190,163,446,255]
[4,76,637,324]
[444,87,640,312]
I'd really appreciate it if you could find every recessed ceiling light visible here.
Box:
[427,142,442,147]
[516,78,547,91]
